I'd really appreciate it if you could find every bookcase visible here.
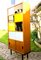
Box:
[7,2,30,60]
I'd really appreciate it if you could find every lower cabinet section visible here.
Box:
[20,42,24,53]
[15,41,24,54]
[8,39,15,51]
[8,39,24,54]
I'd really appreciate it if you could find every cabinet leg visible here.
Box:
[10,49,12,55]
[22,54,23,60]
[27,53,28,58]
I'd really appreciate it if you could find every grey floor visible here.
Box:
[0,42,41,60]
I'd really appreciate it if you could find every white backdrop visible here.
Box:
[0,0,41,30]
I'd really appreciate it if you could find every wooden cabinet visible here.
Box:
[8,2,30,59]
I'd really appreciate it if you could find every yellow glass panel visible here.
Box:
[14,13,23,22]
[8,22,16,31]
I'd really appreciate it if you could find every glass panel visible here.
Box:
[8,7,14,15]
[9,32,23,41]
[8,15,14,22]
[8,22,15,31]
[14,13,23,22]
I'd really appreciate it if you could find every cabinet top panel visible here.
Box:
[7,2,30,15]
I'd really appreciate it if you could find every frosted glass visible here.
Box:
[8,8,14,15]
[9,32,23,41]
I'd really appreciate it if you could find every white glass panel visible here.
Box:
[9,32,23,41]
[9,15,13,20]
[9,15,14,22]
[8,7,14,15]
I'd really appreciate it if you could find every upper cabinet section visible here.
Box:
[14,2,30,14]
[7,2,30,16]
[7,7,14,15]
[14,3,23,13]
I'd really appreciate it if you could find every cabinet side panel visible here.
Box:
[23,10,31,53]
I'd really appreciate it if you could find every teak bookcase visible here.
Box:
[7,2,30,60]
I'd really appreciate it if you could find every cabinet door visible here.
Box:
[15,41,24,54]
[14,13,23,22]
[8,22,15,32]
[20,42,24,53]
[8,39,15,50]
[15,41,20,52]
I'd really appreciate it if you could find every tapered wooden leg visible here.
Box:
[22,54,23,60]
[10,49,12,55]
[27,53,28,58]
